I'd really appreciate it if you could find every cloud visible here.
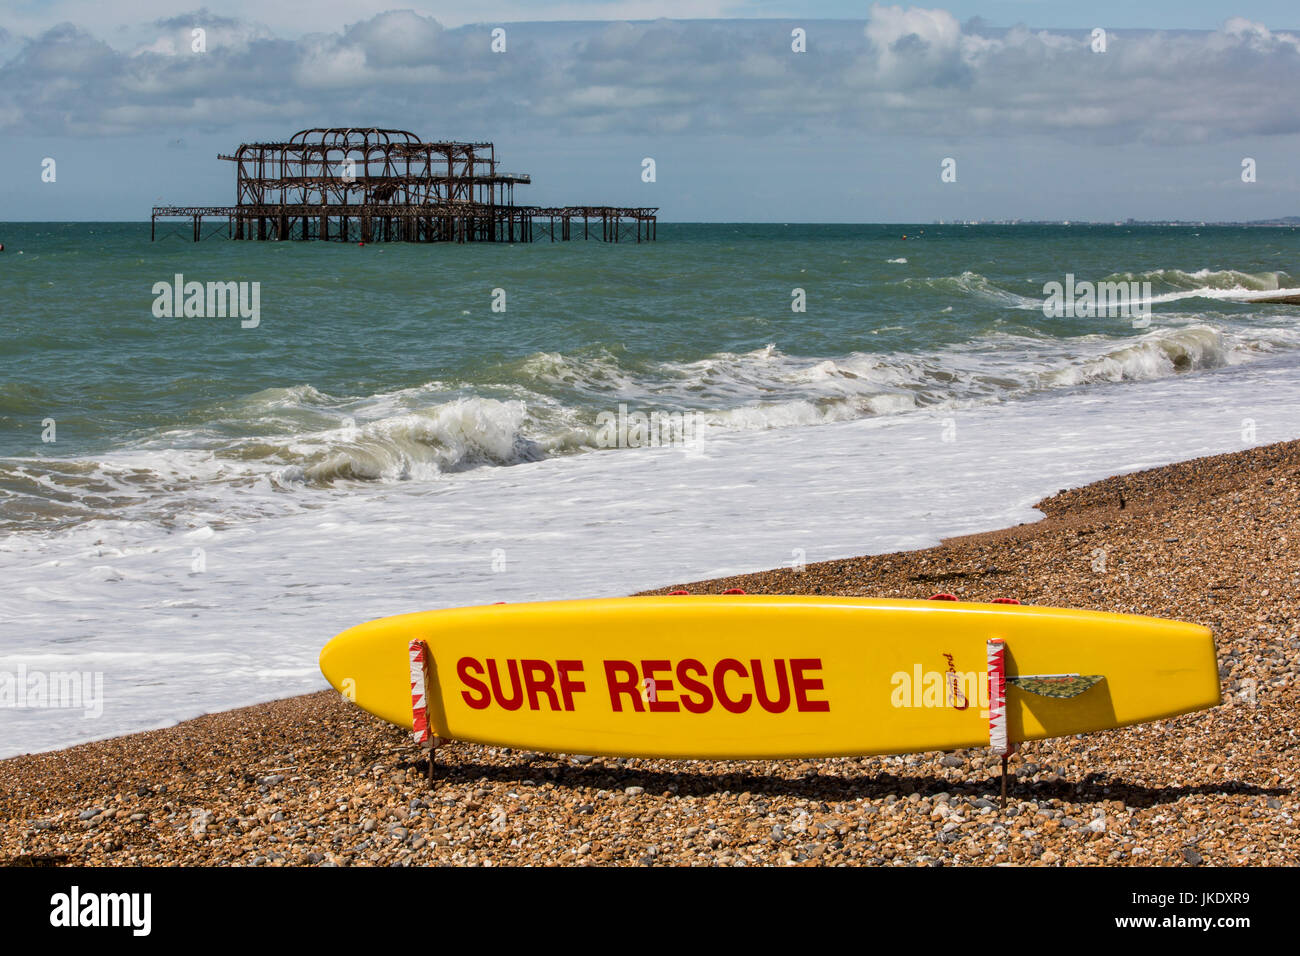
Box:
[9,23,120,78]
[1,9,1299,146]
[340,9,447,67]
[864,3,968,87]
[129,13,275,57]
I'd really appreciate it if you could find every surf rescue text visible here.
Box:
[456,657,830,714]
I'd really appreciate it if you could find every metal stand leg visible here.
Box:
[424,736,448,789]
[987,638,1013,814]
[410,640,451,790]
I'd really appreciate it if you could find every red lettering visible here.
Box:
[458,657,490,710]
[521,659,559,711]
[640,659,678,713]
[714,658,751,713]
[556,660,585,711]
[751,658,791,713]
[462,657,822,716]
[791,658,829,712]
[676,659,712,713]
[604,660,644,712]
[487,658,524,711]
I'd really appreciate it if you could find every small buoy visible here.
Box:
[358,241,366,247]
[929,593,958,601]
[722,588,746,595]
[0,242,5,252]
[991,597,1021,605]
[668,589,690,595]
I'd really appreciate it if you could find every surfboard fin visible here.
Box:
[1007,674,1104,698]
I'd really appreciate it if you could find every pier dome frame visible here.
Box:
[152,127,656,244]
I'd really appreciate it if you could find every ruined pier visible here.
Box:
[151,128,657,244]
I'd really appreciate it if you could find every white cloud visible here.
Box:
[865,4,961,62]
[1,1,739,40]
[2,10,1299,147]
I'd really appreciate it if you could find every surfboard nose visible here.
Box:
[320,618,418,729]
[318,632,346,692]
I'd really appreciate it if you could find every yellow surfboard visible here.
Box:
[318,596,1220,759]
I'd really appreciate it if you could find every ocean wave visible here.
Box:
[1037,326,1230,387]
[515,348,638,393]
[273,398,555,484]
[1088,268,1300,309]
[5,319,1300,532]
[902,271,1044,309]
[890,268,1300,314]
[1104,268,1288,291]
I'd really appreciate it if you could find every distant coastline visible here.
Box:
[934,217,1300,227]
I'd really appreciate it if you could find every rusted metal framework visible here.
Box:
[152,127,657,244]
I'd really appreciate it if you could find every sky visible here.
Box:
[2,3,1299,222]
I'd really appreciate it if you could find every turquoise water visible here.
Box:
[4,221,1299,529]
[4,220,1300,755]
[2,222,1295,449]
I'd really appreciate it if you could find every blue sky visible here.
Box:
[2,4,1299,221]
[746,2,1299,28]
[4,2,1299,33]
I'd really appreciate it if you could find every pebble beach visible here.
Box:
[2,439,1297,867]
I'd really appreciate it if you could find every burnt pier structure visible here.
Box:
[152,128,657,244]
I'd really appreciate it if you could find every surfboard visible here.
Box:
[318,595,1220,759]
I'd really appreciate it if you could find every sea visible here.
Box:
[2,221,1299,756]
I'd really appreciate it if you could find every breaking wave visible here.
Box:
[6,315,1299,535]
